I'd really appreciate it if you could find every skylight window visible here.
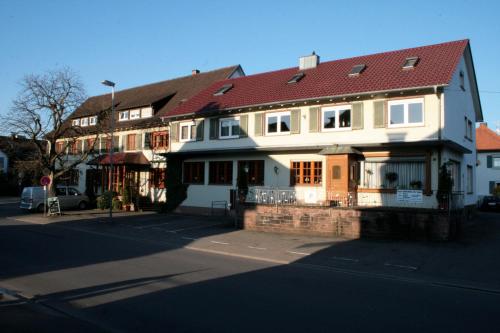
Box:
[287,72,305,84]
[349,64,366,76]
[213,84,233,96]
[403,57,419,69]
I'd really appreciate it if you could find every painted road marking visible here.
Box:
[210,241,229,245]
[331,256,359,263]
[287,250,311,256]
[168,223,227,232]
[247,246,267,250]
[384,263,418,271]
[182,236,198,241]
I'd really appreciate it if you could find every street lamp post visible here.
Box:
[101,80,115,222]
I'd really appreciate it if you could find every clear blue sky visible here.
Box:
[1,0,499,127]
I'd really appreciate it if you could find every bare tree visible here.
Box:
[2,68,104,195]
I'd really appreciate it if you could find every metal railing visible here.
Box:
[246,187,297,205]
[326,191,357,207]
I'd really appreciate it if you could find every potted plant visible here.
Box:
[385,172,398,188]
[410,180,423,190]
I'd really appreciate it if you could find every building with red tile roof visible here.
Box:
[476,123,500,197]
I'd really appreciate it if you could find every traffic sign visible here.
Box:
[40,176,51,186]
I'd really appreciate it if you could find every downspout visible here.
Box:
[436,85,442,169]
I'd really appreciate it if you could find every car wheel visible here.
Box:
[78,201,87,210]
[37,204,45,213]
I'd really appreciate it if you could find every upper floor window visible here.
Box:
[130,109,140,120]
[465,117,473,140]
[56,141,65,154]
[151,131,168,149]
[219,117,240,139]
[89,116,97,126]
[141,107,153,118]
[72,119,80,126]
[119,111,129,121]
[322,106,351,131]
[80,117,89,127]
[388,98,424,127]
[266,112,290,135]
[180,122,196,142]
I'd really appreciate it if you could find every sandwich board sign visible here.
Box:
[47,197,61,216]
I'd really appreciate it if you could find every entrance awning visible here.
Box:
[88,152,150,166]
[319,145,362,155]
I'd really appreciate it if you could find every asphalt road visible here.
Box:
[1,203,500,332]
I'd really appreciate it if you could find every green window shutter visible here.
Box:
[290,109,301,134]
[135,133,142,150]
[171,123,179,142]
[373,101,386,128]
[120,135,126,151]
[254,113,264,136]
[209,118,219,140]
[144,132,151,148]
[196,120,204,141]
[309,107,320,132]
[490,181,496,194]
[487,155,493,168]
[114,135,120,152]
[351,103,364,130]
[239,115,248,137]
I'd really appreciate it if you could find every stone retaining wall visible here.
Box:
[240,204,465,241]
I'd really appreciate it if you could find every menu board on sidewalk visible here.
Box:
[47,197,61,216]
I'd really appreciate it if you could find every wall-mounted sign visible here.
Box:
[304,190,318,204]
[396,190,423,203]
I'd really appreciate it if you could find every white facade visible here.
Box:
[477,152,500,198]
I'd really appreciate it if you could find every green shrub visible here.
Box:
[97,191,114,209]
[112,198,122,211]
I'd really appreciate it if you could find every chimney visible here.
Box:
[479,123,488,128]
[299,51,320,70]
[192,69,200,76]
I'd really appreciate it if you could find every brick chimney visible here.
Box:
[192,69,200,76]
[479,123,488,128]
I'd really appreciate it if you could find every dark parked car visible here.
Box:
[480,196,500,211]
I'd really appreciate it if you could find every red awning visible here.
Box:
[88,152,150,166]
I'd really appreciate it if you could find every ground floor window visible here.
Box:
[183,162,205,184]
[209,161,233,185]
[361,159,425,189]
[150,168,166,189]
[58,169,79,186]
[290,161,322,185]
[467,165,473,194]
[238,160,264,185]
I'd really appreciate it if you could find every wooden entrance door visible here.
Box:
[326,154,359,201]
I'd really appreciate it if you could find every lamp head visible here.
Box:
[101,80,115,87]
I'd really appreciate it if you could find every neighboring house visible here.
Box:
[0,148,7,174]
[165,40,481,213]
[476,123,500,198]
[57,66,244,204]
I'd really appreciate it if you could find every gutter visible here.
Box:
[163,84,449,121]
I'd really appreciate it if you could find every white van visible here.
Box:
[20,186,89,212]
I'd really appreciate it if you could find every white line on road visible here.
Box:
[287,250,311,256]
[384,263,418,271]
[210,240,229,245]
[331,256,359,262]
[182,236,198,241]
[168,223,227,232]
[134,221,174,229]
[247,246,267,250]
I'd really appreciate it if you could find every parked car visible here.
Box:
[480,196,500,211]
[20,186,89,212]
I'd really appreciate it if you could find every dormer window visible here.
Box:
[287,72,305,84]
[349,64,366,77]
[72,119,80,126]
[89,116,97,126]
[403,57,419,69]
[213,84,233,96]
[80,117,89,127]
[119,111,129,121]
[130,109,140,120]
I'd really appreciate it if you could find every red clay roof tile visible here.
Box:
[477,123,500,151]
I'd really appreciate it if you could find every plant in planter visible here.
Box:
[410,180,423,190]
[121,186,131,211]
[237,165,249,203]
[385,172,398,188]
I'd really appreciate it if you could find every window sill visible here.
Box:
[387,123,424,129]
[265,132,291,136]
[208,183,233,186]
[357,188,397,193]
[219,136,240,140]
[183,182,204,185]
[321,127,352,132]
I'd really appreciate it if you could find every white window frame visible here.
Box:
[141,107,153,118]
[130,109,140,120]
[80,117,89,127]
[89,116,97,126]
[180,122,196,142]
[388,98,424,128]
[119,111,129,121]
[493,156,500,169]
[265,112,291,136]
[219,117,240,139]
[321,105,352,132]
[72,119,80,126]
